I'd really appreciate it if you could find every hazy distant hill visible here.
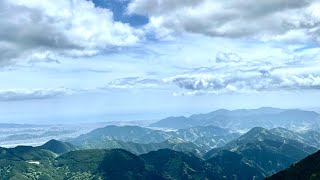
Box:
[70,125,240,155]
[70,125,171,144]
[270,127,320,148]
[0,123,46,128]
[2,130,76,142]
[150,116,196,129]
[150,108,320,131]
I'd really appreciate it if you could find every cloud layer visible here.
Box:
[106,77,164,89]
[0,88,71,101]
[128,0,320,42]
[0,0,141,64]
[165,69,320,95]
[2,0,320,98]
[103,48,320,95]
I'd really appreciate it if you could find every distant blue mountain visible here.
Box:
[150,108,320,131]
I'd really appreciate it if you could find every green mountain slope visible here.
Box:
[56,149,163,179]
[267,150,320,180]
[0,146,59,180]
[204,127,317,178]
[140,149,218,180]
[40,139,77,154]
[207,150,266,179]
[0,145,214,179]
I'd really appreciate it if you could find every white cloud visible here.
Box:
[0,88,72,101]
[106,77,164,89]
[164,65,320,94]
[99,48,320,95]
[0,0,141,64]
[128,0,320,43]
[216,52,242,63]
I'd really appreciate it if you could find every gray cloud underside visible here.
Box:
[0,0,140,64]
[0,2,78,65]
[128,0,320,41]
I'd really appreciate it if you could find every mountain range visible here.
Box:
[2,108,320,179]
[2,125,318,179]
[0,143,227,179]
[151,108,320,131]
[0,141,277,179]
[69,125,240,156]
[204,127,317,177]
[1,126,319,179]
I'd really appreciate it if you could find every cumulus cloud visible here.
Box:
[128,0,320,42]
[98,46,320,95]
[216,52,242,63]
[164,65,320,95]
[0,0,141,64]
[106,77,164,89]
[102,51,320,95]
[0,88,71,101]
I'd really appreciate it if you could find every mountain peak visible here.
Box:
[213,109,231,114]
[165,137,185,144]
[245,127,269,135]
[40,139,77,154]
[235,127,278,143]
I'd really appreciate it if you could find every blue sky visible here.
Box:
[1,0,320,123]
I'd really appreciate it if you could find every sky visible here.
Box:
[1,0,320,123]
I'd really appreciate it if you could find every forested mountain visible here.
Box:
[40,139,78,154]
[70,125,240,155]
[267,150,320,180]
[1,122,320,179]
[0,144,223,179]
[204,127,318,177]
